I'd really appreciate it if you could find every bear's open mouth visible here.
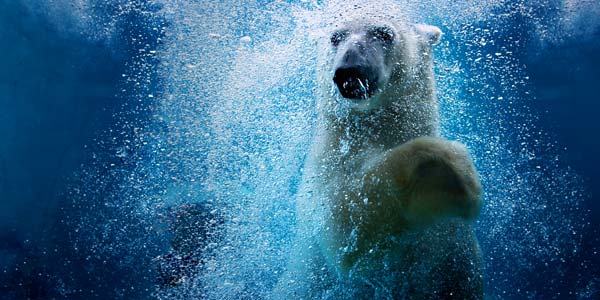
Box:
[333,67,379,100]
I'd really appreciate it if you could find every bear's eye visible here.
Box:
[330,30,348,47]
[371,26,394,43]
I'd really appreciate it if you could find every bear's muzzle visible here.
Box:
[333,65,379,100]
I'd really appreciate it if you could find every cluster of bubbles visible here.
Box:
[53,0,597,299]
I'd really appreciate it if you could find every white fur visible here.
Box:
[274,7,483,300]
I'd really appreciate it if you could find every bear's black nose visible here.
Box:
[333,66,378,100]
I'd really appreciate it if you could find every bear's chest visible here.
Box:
[313,149,414,272]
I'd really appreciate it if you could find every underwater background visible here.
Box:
[0,0,598,299]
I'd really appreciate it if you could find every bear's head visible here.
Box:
[316,6,442,121]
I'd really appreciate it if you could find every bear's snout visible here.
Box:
[333,65,379,100]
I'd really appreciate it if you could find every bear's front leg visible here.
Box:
[365,136,482,224]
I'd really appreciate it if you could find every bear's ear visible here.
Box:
[414,24,443,46]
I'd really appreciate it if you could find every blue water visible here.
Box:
[0,0,598,299]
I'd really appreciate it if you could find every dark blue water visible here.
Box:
[0,0,598,299]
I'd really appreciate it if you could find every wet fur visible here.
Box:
[274,8,483,300]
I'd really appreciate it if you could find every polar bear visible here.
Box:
[274,5,483,300]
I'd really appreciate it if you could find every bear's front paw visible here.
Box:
[391,137,482,222]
